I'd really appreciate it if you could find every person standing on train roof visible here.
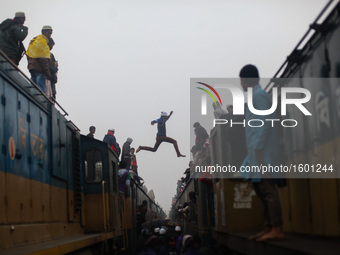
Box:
[103,128,120,154]
[0,12,28,65]
[136,111,186,157]
[121,137,133,169]
[130,147,138,173]
[191,122,209,156]
[86,126,96,138]
[239,64,284,241]
[26,25,53,93]
[48,38,58,100]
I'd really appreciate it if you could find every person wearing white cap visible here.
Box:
[175,225,183,254]
[26,25,54,94]
[154,227,160,236]
[159,228,166,235]
[136,111,185,157]
[0,12,28,65]
[103,128,120,155]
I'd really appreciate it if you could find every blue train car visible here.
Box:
[0,50,166,254]
[0,50,86,253]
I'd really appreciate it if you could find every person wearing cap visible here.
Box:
[175,226,183,254]
[86,126,96,138]
[239,64,284,242]
[26,25,53,94]
[0,12,28,65]
[103,128,120,156]
[136,111,185,157]
[121,137,133,169]
[154,227,160,236]
[159,228,166,235]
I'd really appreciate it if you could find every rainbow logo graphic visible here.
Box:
[196,82,223,115]
[196,82,223,106]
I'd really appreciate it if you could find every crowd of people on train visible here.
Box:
[0,12,58,100]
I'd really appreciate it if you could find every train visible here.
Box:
[0,50,166,254]
[171,1,340,254]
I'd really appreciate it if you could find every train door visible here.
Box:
[81,136,112,233]
[108,152,121,235]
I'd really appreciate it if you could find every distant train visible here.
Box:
[0,50,165,254]
[171,1,340,254]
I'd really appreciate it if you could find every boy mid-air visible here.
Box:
[136,111,185,157]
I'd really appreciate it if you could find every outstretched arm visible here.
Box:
[167,111,173,119]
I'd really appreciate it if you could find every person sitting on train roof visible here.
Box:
[26,25,53,94]
[121,137,133,169]
[86,126,96,138]
[136,111,185,157]
[103,128,120,156]
[130,170,144,186]
[0,12,28,66]
[239,64,284,242]
[118,161,131,197]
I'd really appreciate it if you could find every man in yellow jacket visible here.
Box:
[26,25,53,93]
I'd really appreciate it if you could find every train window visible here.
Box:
[84,149,103,183]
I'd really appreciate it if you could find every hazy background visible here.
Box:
[0,0,332,214]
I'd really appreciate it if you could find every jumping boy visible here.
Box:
[136,111,185,157]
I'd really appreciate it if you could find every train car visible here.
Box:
[269,0,340,239]
[173,1,340,254]
[0,51,165,254]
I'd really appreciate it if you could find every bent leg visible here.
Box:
[137,138,162,153]
[161,137,185,157]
